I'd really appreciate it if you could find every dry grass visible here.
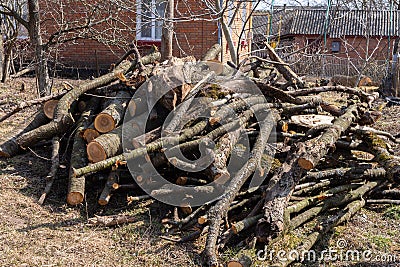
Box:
[0,78,399,266]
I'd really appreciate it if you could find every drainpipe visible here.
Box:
[218,0,223,62]
[267,0,275,43]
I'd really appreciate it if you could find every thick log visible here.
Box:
[202,44,222,61]
[67,97,100,205]
[42,100,59,119]
[202,115,275,267]
[81,123,100,143]
[87,126,123,163]
[206,128,241,183]
[0,90,68,123]
[362,132,400,182]
[94,90,131,133]
[73,119,208,177]
[256,103,366,243]
[298,104,365,170]
[0,110,49,157]
[87,113,146,163]
[16,49,161,148]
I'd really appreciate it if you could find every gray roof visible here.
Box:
[253,8,400,39]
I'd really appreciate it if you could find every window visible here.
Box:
[136,0,166,40]
[331,41,340,53]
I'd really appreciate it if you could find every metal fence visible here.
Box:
[286,54,390,81]
[251,48,390,81]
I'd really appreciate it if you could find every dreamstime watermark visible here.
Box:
[121,61,276,207]
[257,239,397,263]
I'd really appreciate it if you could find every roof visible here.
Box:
[252,8,400,39]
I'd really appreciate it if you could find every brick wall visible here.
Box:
[40,0,221,70]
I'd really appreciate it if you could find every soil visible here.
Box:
[0,78,399,266]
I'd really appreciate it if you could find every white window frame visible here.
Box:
[136,0,163,41]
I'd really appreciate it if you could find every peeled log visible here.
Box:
[43,100,59,119]
[0,110,49,157]
[94,90,131,133]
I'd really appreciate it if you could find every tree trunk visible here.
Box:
[0,110,49,157]
[28,0,51,96]
[67,98,100,205]
[161,0,174,61]
[94,90,131,133]
[0,25,3,82]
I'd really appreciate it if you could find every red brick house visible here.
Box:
[252,7,400,77]
[40,0,252,70]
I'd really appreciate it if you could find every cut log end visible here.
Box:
[94,113,116,133]
[298,158,314,170]
[0,150,12,158]
[67,192,84,205]
[98,197,111,206]
[87,141,107,163]
[82,128,100,143]
[43,100,59,119]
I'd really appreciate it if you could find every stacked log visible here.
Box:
[0,44,399,267]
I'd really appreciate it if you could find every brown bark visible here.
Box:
[203,115,275,267]
[43,99,58,119]
[67,97,100,205]
[94,90,131,133]
[0,110,49,157]
[256,103,366,243]
[16,49,161,148]
[298,104,364,170]
[0,90,67,123]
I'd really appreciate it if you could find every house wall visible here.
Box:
[40,0,220,70]
[293,35,394,60]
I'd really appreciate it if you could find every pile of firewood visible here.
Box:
[1,43,400,267]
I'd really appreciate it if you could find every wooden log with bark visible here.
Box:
[2,46,397,267]
[94,90,131,133]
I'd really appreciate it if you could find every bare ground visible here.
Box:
[0,78,399,266]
